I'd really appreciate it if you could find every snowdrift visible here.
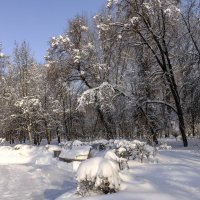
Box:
[0,144,61,165]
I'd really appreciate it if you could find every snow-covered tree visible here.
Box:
[100,0,189,146]
[13,96,44,145]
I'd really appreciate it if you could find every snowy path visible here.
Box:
[118,150,200,200]
[58,150,200,200]
[0,163,76,200]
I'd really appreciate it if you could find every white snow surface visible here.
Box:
[0,145,56,165]
[0,144,76,200]
[0,140,200,200]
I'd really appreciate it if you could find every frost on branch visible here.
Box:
[93,14,113,43]
[72,49,81,64]
[107,0,118,8]
[15,97,42,114]
[130,17,139,25]
[81,25,88,31]
[77,82,115,112]
[164,4,180,18]
[50,34,72,51]
[47,17,94,70]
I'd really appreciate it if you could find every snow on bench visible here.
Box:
[59,145,91,163]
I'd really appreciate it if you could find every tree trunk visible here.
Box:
[56,127,61,144]
[97,106,114,140]
[27,123,33,145]
[191,113,195,137]
[44,120,51,144]
[62,97,70,140]
[36,134,40,145]
[168,80,188,147]
[34,134,37,145]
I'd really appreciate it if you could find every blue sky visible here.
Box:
[0,0,106,63]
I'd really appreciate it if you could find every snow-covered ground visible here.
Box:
[0,139,200,200]
[0,145,76,200]
[0,163,75,200]
[57,150,200,200]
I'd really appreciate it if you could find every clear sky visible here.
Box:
[0,0,106,63]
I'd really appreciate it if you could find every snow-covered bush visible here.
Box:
[91,139,108,146]
[59,140,89,149]
[116,146,132,160]
[76,157,120,196]
[59,141,73,149]
[90,139,109,151]
[114,139,157,163]
[114,140,134,160]
[72,140,84,147]
[131,140,156,162]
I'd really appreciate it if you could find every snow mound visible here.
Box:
[77,157,102,183]
[0,144,56,165]
[76,157,120,196]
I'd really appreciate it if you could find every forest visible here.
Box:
[0,0,200,147]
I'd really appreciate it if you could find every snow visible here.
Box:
[72,140,84,147]
[0,144,76,200]
[81,25,88,31]
[95,158,120,190]
[0,140,200,200]
[158,143,172,150]
[117,34,122,39]
[0,145,58,165]
[130,17,139,24]
[57,139,200,200]
[164,5,181,18]
[0,163,75,200]
[96,24,109,31]
[76,156,120,195]
[76,157,104,183]
[104,149,120,163]
[0,138,5,144]
[77,82,115,112]
[107,0,118,8]
[72,161,82,172]
[59,145,91,160]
